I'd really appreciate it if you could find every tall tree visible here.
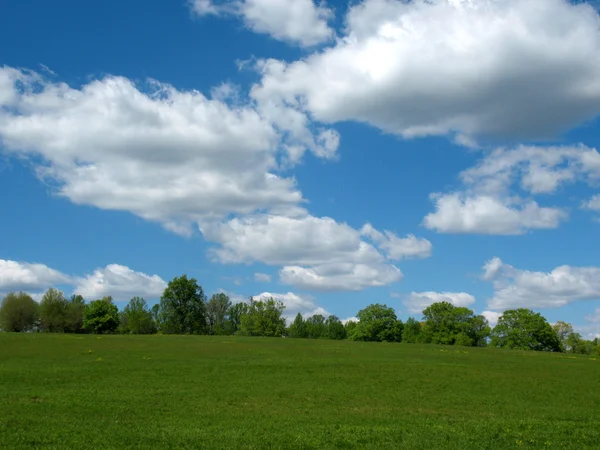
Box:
[288,313,307,338]
[159,275,207,335]
[325,315,347,340]
[39,288,69,332]
[491,309,561,352]
[65,295,86,333]
[206,293,232,335]
[83,298,120,334]
[0,292,39,332]
[238,297,286,337]
[350,304,402,342]
[305,314,327,339]
[552,321,574,352]
[402,318,423,343]
[421,302,490,347]
[226,302,249,335]
[120,297,156,334]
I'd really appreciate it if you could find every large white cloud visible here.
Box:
[190,0,334,47]
[482,257,600,309]
[0,259,71,292]
[200,213,416,291]
[403,291,476,314]
[252,0,600,143]
[424,144,600,234]
[73,264,167,301]
[0,67,339,235]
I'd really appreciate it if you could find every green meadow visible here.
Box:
[0,333,598,449]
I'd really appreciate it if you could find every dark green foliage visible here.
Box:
[238,297,286,337]
[421,302,490,347]
[0,292,38,332]
[83,299,119,334]
[325,315,347,340]
[349,303,402,342]
[39,288,69,332]
[206,293,232,335]
[402,317,423,343]
[65,295,86,333]
[159,275,207,335]
[491,309,562,352]
[305,314,327,339]
[288,313,307,338]
[226,302,249,335]
[119,297,156,335]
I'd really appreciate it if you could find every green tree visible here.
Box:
[305,314,327,339]
[402,318,423,343]
[421,302,490,347]
[159,275,207,335]
[39,288,69,332]
[120,297,156,334]
[206,293,232,335]
[238,297,286,337]
[350,304,401,342]
[289,313,307,338]
[0,292,39,332]
[325,315,347,340]
[226,302,249,335]
[150,304,161,331]
[490,309,561,352]
[344,319,358,338]
[83,298,120,334]
[65,295,86,333]
[552,321,574,352]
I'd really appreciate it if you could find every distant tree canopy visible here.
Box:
[1,278,598,356]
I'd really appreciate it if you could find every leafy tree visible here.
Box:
[226,302,249,335]
[65,295,86,333]
[325,315,347,340]
[344,319,358,337]
[159,275,207,335]
[120,297,156,334]
[39,288,69,332]
[83,298,120,334]
[552,321,574,352]
[402,318,423,343]
[421,302,490,347]
[491,309,561,352]
[0,292,39,332]
[306,314,327,339]
[238,297,286,337]
[289,313,308,338]
[206,293,232,335]
[150,304,161,331]
[350,304,401,342]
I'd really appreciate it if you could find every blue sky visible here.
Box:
[1,0,600,336]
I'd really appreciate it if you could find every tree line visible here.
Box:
[1,274,598,355]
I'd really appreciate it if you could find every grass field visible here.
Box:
[0,334,599,449]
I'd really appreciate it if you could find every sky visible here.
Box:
[1,0,600,337]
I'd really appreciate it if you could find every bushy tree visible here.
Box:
[226,302,249,335]
[344,319,358,337]
[159,275,207,335]
[206,293,232,335]
[39,288,69,332]
[0,292,39,332]
[306,314,327,339]
[491,309,561,352]
[65,295,86,333]
[552,321,574,352]
[402,318,423,343]
[83,298,120,334]
[350,304,402,342]
[289,313,307,338]
[238,297,286,337]
[325,315,347,340]
[120,297,156,334]
[421,302,490,347]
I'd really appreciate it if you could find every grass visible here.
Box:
[0,334,599,449]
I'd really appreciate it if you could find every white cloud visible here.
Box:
[482,257,600,309]
[341,316,358,325]
[361,224,432,260]
[73,264,167,301]
[254,272,272,282]
[252,0,600,143]
[0,259,71,292]
[583,194,600,211]
[403,291,476,314]
[424,144,600,234]
[481,310,502,328]
[200,213,406,291]
[0,67,339,235]
[190,0,334,47]
[253,291,329,322]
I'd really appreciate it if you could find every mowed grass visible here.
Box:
[0,334,598,449]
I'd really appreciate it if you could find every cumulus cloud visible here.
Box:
[583,194,600,212]
[254,272,272,282]
[0,67,340,235]
[200,213,414,291]
[253,291,329,321]
[251,0,600,143]
[361,224,432,260]
[482,257,600,309]
[190,0,334,47]
[403,291,476,314]
[73,264,167,301]
[481,310,502,328]
[424,144,600,234]
[0,259,71,292]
